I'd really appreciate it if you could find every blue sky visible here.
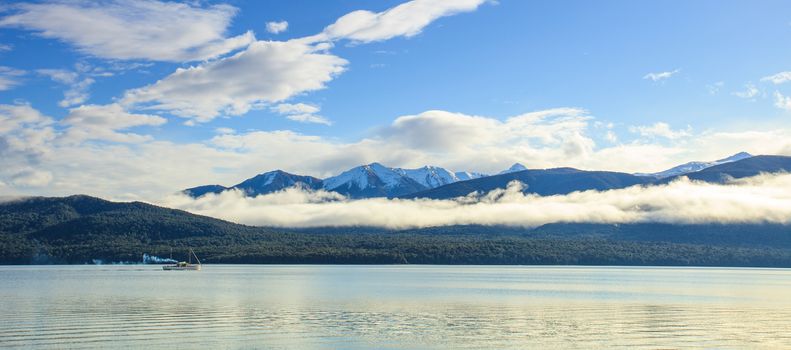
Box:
[2,0,791,199]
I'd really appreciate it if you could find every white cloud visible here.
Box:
[274,103,321,115]
[732,83,759,99]
[0,104,56,186]
[310,0,488,43]
[110,0,487,123]
[643,69,680,82]
[286,114,333,125]
[0,103,53,135]
[37,68,78,84]
[604,130,618,143]
[10,168,53,187]
[706,81,724,95]
[761,71,791,85]
[162,174,791,228]
[273,103,330,125]
[629,122,692,140]
[4,104,791,200]
[774,91,791,111]
[0,66,25,91]
[121,40,347,122]
[266,21,288,34]
[37,68,96,107]
[59,78,95,107]
[0,43,11,52]
[0,0,254,61]
[61,103,166,144]
[215,127,235,135]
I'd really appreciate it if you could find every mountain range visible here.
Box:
[184,152,791,200]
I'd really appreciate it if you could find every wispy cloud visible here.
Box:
[0,0,254,61]
[307,0,488,44]
[629,122,692,140]
[732,83,759,99]
[643,69,680,82]
[0,66,25,91]
[761,71,791,85]
[117,0,488,123]
[706,81,724,95]
[121,40,348,122]
[61,103,166,144]
[273,103,331,125]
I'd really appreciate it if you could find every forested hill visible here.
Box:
[2,195,791,266]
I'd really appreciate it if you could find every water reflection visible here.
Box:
[1,265,791,349]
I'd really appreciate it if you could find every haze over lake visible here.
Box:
[2,265,791,349]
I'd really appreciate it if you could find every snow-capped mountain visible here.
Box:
[454,171,488,181]
[322,163,427,198]
[185,163,485,199]
[322,163,491,198]
[184,170,322,198]
[398,166,459,188]
[234,170,323,196]
[498,163,528,175]
[636,152,753,179]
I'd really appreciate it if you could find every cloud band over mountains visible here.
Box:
[162,173,791,229]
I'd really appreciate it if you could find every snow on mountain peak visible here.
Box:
[324,163,479,192]
[499,163,528,174]
[638,152,754,179]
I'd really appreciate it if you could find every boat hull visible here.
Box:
[162,265,201,271]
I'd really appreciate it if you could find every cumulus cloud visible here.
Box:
[61,103,166,143]
[310,0,488,43]
[629,122,692,140]
[643,69,679,82]
[0,0,254,61]
[762,71,791,85]
[0,66,25,91]
[266,21,288,34]
[121,40,347,122]
[162,174,791,228]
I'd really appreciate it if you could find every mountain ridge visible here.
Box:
[183,152,782,200]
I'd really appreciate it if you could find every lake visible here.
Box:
[1,265,791,349]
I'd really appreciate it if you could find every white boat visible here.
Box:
[163,248,202,271]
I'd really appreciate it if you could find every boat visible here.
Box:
[163,248,202,271]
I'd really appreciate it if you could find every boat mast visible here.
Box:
[190,248,202,265]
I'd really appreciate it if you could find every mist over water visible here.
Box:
[2,265,791,349]
[162,173,791,228]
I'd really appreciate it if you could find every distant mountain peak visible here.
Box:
[637,152,754,179]
[716,152,752,163]
[499,163,528,174]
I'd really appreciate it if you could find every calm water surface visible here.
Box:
[1,265,791,349]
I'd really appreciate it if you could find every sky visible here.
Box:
[2,0,791,200]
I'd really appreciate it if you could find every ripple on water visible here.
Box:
[1,265,791,349]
